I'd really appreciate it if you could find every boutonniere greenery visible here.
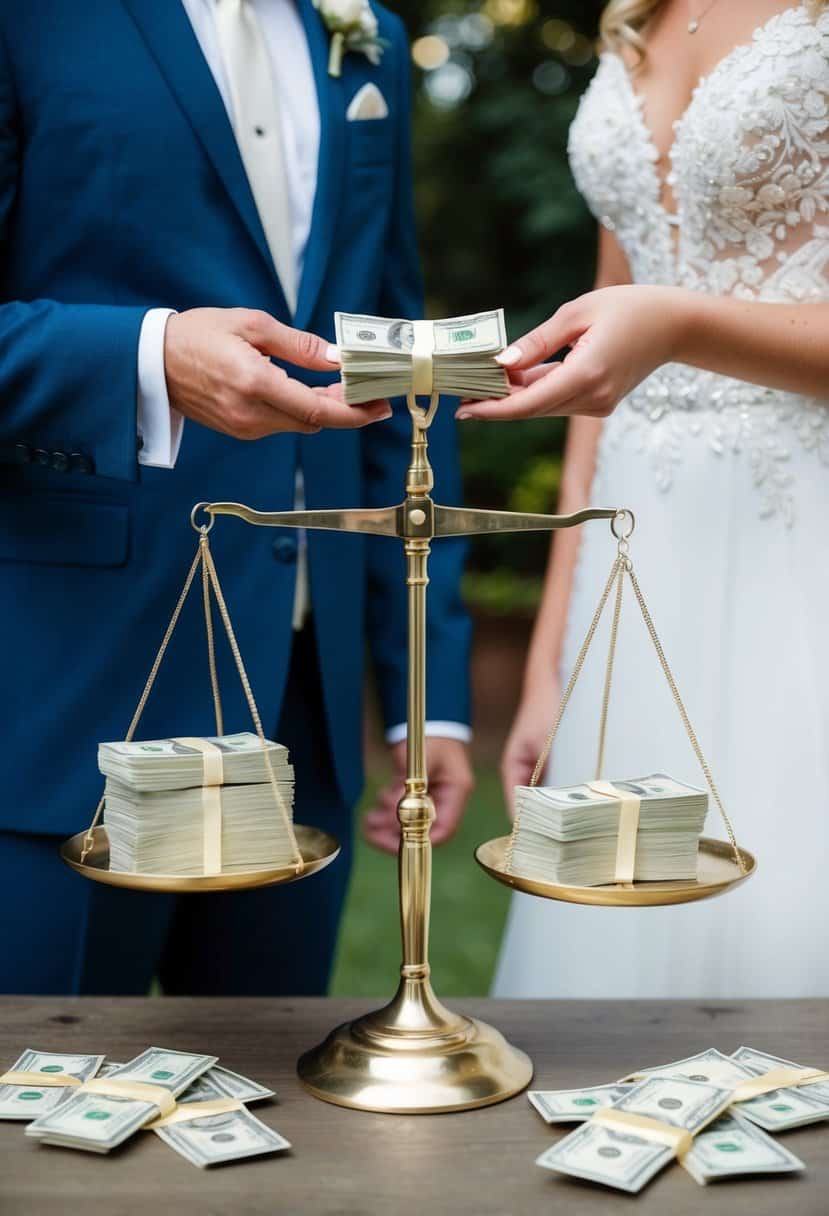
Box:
[312,0,386,78]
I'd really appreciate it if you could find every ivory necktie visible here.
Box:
[214,0,297,312]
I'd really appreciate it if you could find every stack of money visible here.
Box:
[529,1044,820,1191]
[98,733,295,876]
[511,773,708,887]
[0,1051,104,1121]
[335,310,510,404]
[14,1047,289,1167]
[25,1048,216,1153]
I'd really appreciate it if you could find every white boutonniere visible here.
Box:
[312,0,385,78]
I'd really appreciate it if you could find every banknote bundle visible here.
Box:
[335,310,510,405]
[510,773,708,887]
[4,1046,290,1167]
[99,733,295,876]
[529,1044,829,1192]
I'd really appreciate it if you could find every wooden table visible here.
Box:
[2,997,827,1214]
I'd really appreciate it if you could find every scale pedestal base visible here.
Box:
[297,977,532,1114]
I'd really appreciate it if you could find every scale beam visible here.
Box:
[195,501,620,542]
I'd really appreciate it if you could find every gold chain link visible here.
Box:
[595,561,625,780]
[201,535,224,736]
[203,545,304,872]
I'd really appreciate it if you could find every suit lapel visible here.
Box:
[121,0,290,315]
[295,0,346,331]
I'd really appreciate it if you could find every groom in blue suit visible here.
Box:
[0,0,473,995]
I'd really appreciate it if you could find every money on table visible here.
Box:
[0,1050,104,1121]
[155,1108,291,1168]
[536,1075,732,1193]
[25,1047,216,1153]
[683,1112,804,1185]
[335,310,510,405]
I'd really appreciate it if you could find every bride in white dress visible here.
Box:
[461,0,829,997]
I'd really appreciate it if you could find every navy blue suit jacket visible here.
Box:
[0,0,471,834]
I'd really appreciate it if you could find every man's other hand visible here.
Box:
[363,738,475,855]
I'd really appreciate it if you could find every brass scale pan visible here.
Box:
[62,825,753,905]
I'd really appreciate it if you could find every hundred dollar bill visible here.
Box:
[335,310,510,405]
[0,1051,104,1121]
[528,1084,634,1123]
[622,1048,757,1091]
[155,1107,291,1168]
[537,1075,731,1193]
[100,1062,275,1105]
[26,1047,216,1153]
[683,1111,805,1185]
[731,1045,829,1130]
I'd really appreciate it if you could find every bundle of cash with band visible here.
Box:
[510,773,708,887]
[25,1048,216,1153]
[335,309,510,405]
[0,1051,104,1121]
[530,1045,821,1191]
[101,1059,288,1167]
[99,733,289,791]
[99,733,295,876]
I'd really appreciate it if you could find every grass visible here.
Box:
[330,765,512,999]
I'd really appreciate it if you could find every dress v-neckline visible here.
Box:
[613,3,807,226]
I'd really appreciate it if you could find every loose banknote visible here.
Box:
[155,1108,291,1168]
[26,1047,216,1153]
[731,1046,829,1131]
[536,1075,731,1193]
[335,310,510,404]
[683,1111,805,1185]
[528,1084,634,1123]
[0,1051,104,1121]
[100,1061,275,1105]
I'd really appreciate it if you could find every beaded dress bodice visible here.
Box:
[568,5,829,520]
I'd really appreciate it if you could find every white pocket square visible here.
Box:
[347,82,389,121]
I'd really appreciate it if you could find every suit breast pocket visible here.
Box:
[348,117,395,169]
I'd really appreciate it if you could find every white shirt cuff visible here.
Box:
[137,308,184,469]
[385,721,472,746]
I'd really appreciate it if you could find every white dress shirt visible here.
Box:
[136,0,470,746]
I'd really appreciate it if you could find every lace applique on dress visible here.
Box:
[568,6,829,522]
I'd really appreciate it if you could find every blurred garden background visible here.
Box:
[332,0,606,997]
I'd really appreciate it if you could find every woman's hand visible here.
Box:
[456,285,691,423]
[501,680,560,818]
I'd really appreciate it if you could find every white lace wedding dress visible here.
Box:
[493,5,829,998]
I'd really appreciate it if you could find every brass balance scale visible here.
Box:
[61,391,755,1114]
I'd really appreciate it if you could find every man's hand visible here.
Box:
[164,307,391,437]
[363,738,475,855]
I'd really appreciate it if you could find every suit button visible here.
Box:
[13,443,32,464]
[51,450,70,472]
[272,536,298,563]
[34,448,50,467]
[70,452,95,475]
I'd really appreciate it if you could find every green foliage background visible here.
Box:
[393,1,605,602]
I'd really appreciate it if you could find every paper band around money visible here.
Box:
[78,1077,177,1118]
[171,737,224,875]
[731,1066,829,1102]
[587,780,640,885]
[411,319,435,397]
[146,1097,244,1130]
[591,1108,694,1159]
[0,1070,82,1088]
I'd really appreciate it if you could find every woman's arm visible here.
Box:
[456,287,829,423]
[500,230,629,804]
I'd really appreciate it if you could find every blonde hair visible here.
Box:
[601,1,828,60]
